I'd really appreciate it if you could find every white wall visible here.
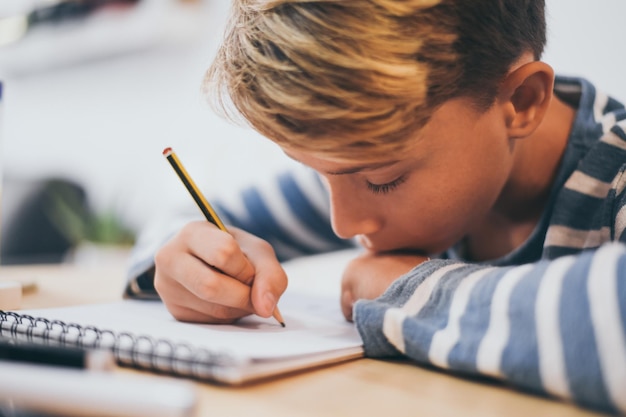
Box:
[544,0,626,101]
[1,0,625,235]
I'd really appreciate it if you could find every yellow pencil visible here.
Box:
[163,147,285,327]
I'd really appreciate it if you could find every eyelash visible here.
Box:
[366,175,407,195]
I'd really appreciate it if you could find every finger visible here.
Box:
[155,270,251,322]
[183,222,256,285]
[170,253,256,311]
[235,232,288,318]
[155,240,254,311]
[165,304,245,324]
[340,287,355,322]
[163,291,251,323]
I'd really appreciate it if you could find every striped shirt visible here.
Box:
[126,76,626,412]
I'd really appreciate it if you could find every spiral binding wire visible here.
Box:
[0,309,237,380]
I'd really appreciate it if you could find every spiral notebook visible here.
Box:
[0,292,363,385]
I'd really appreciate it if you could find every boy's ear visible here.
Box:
[499,60,554,139]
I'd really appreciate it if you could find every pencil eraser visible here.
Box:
[0,281,22,310]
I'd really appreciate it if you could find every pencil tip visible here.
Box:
[280,322,286,328]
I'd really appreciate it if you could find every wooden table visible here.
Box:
[0,257,605,417]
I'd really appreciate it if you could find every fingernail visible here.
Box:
[263,292,277,316]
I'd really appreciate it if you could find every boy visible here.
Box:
[126,0,626,413]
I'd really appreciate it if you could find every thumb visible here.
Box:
[250,258,288,318]
[229,228,288,318]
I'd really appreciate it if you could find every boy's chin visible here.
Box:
[357,236,430,256]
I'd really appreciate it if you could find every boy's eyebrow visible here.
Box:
[284,151,399,175]
[324,160,399,175]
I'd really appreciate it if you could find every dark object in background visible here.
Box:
[1,178,89,265]
[28,0,142,27]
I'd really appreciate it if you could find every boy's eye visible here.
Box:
[366,175,407,195]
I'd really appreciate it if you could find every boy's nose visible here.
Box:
[328,192,382,240]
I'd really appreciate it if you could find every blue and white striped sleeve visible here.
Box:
[354,242,626,413]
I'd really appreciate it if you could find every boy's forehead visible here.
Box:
[278,110,438,171]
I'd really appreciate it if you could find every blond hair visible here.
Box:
[205,0,546,161]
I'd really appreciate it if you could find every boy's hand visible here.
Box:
[153,222,287,323]
[341,251,429,321]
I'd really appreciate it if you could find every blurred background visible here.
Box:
[0,0,625,266]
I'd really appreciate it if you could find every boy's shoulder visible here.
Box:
[549,75,625,195]
[543,75,626,257]
[554,75,625,149]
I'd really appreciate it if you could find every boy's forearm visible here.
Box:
[354,242,626,414]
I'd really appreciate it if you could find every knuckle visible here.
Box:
[256,238,275,255]
[153,272,166,295]
[341,269,354,290]
[245,232,274,253]
[340,285,355,322]
[281,274,289,292]
[275,269,289,293]
[341,300,354,322]
[154,247,171,270]
[193,275,219,301]
[210,235,239,266]
[179,222,201,239]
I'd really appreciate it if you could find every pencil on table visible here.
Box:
[163,147,286,327]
